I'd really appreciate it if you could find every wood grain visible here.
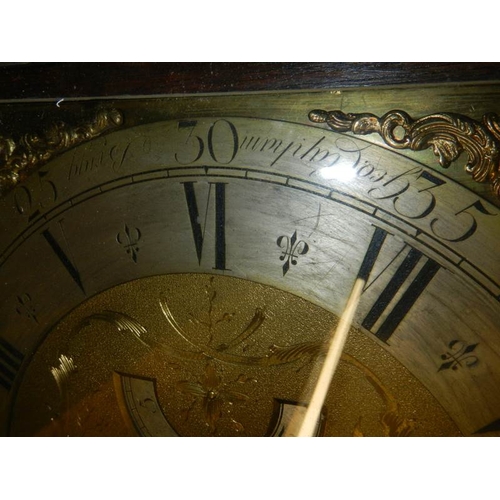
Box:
[1,62,500,100]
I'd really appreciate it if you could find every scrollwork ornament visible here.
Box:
[0,108,123,196]
[309,108,500,198]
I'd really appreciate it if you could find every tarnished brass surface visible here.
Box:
[310,108,500,198]
[2,83,500,205]
[10,275,460,437]
[1,85,499,437]
[0,108,123,196]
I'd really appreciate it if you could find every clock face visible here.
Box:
[1,88,499,436]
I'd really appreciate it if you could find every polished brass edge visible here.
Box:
[309,109,500,198]
[0,108,123,196]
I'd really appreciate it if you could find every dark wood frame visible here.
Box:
[1,62,500,99]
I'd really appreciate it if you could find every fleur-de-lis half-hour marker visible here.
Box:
[277,231,309,276]
[116,224,142,263]
[438,340,479,372]
[16,293,38,324]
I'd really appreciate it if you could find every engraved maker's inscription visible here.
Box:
[36,117,497,255]
[175,119,354,173]
[67,135,152,181]
[172,119,498,247]
[240,133,343,169]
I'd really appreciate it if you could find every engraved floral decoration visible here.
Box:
[0,108,123,196]
[345,353,414,437]
[277,230,310,276]
[50,354,77,395]
[309,108,500,197]
[77,278,414,436]
[438,340,479,372]
[177,361,251,433]
[116,223,142,263]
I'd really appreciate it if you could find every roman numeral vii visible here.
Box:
[358,226,440,343]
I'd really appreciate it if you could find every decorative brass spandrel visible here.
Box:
[0,108,123,196]
[3,84,500,206]
[1,86,499,437]
[309,108,500,198]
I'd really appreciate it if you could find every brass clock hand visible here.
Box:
[285,277,366,437]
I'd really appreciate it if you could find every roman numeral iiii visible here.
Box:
[0,337,24,392]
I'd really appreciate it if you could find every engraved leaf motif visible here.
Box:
[203,362,221,390]
[177,381,206,397]
[352,418,364,437]
[224,390,250,403]
[268,340,325,365]
[76,310,149,347]
[218,307,265,351]
[235,374,258,384]
[231,419,245,433]
[381,411,414,437]
[50,354,77,394]
[177,362,250,433]
[204,397,223,432]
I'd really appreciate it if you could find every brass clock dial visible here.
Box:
[9,274,460,437]
[1,87,499,436]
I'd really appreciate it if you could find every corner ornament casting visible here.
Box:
[309,109,500,198]
[0,108,123,197]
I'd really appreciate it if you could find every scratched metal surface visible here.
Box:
[0,87,499,436]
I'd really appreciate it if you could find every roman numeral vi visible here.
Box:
[182,181,227,270]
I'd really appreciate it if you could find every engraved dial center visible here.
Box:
[9,274,459,437]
